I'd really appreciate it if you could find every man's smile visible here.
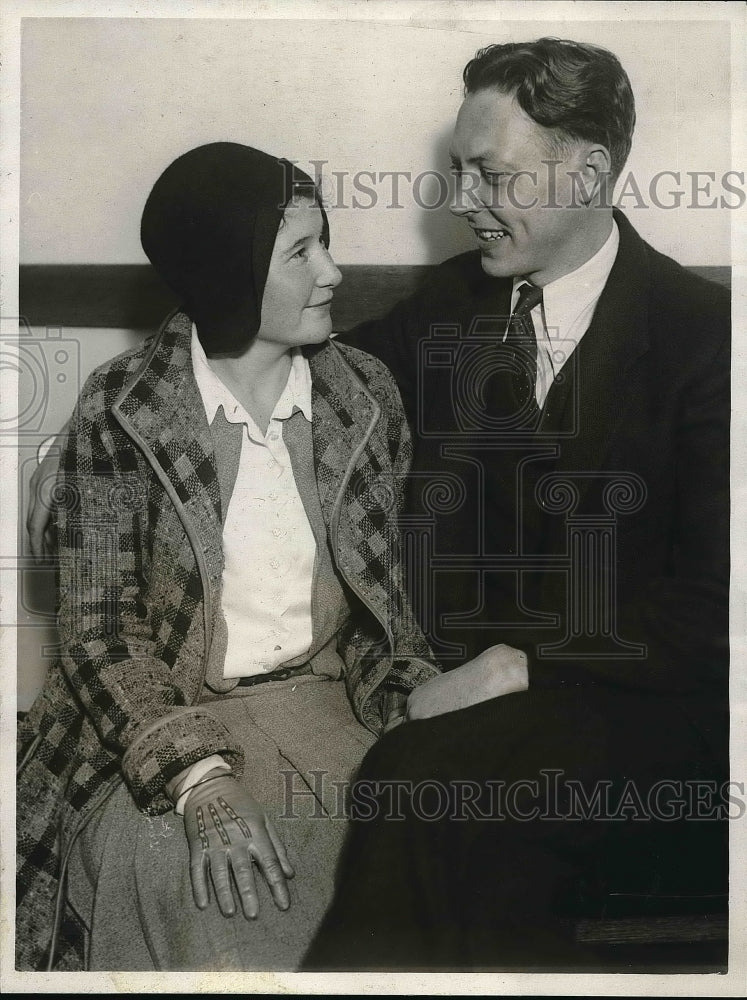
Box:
[473,226,510,242]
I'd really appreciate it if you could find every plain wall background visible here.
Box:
[21,16,734,267]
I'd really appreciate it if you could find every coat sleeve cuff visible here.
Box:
[388,656,441,691]
[121,707,245,813]
[374,657,441,732]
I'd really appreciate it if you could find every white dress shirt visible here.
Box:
[171,330,318,812]
[508,221,620,407]
[191,326,316,679]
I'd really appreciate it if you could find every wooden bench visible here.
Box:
[570,892,728,971]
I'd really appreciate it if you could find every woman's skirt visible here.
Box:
[66,674,377,971]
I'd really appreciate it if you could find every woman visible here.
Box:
[16,142,439,972]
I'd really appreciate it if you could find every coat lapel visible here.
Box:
[307,339,381,532]
[112,312,225,634]
[307,340,394,639]
[112,324,385,684]
[543,211,651,505]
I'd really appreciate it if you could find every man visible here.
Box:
[299,38,729,969]
[26,37,729,971]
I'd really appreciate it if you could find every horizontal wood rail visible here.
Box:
[19,264,731,333]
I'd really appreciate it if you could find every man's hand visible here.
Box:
[383,710,406,734]
[406,643,529,721]
[183,774,295,920]
[27,443,62,561]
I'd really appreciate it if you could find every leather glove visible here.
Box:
[183,773,294,920]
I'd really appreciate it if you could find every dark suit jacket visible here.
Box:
[341,210,729,747]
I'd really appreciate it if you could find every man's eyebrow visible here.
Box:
[472,152,509,167]
[449,150,509,169]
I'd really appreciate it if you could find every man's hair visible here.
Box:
[463,37,636,180]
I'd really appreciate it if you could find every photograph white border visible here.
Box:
[2,2,744,995]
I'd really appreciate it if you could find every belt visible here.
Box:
[236,666,304,687]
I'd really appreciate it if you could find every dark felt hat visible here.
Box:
[140,142,327,353]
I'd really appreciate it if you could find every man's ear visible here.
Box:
[576,145,613,205]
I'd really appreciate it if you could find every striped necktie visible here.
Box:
[507,280,544,418]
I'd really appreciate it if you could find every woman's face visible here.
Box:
[256,197,342,349]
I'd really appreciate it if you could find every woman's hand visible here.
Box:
[183,774,295,920]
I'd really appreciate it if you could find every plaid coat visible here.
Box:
[16,311,438,971]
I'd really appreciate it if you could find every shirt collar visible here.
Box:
[191,324,313,427]
[275,347,313,422]
[512,219,619,332]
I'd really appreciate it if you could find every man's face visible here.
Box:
[449,89,597,286]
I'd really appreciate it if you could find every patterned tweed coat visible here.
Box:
[16,311,438,971]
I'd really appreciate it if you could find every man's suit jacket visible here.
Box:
[342,210,730,739]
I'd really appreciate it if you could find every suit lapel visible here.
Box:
[543,211,651,504]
